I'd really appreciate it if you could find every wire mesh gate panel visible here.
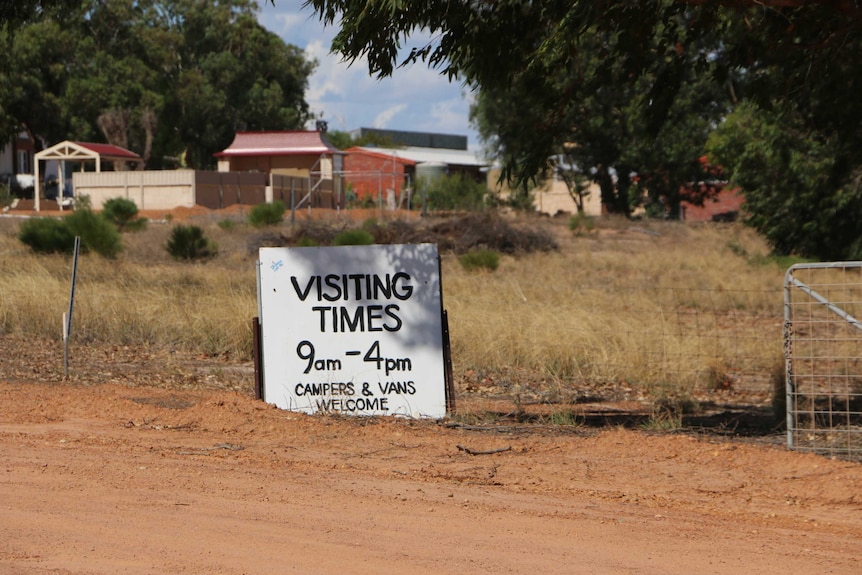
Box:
[784,262,862,461]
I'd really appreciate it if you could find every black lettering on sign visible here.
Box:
[290,273,415,302]
[377,381,417,395]
[315,397,390,412]
[295,382,355,396]
[311,306,403,333]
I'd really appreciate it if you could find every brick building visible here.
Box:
[343,147,414,204]
[680,185,744,222]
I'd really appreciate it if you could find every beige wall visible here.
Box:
[486,168,603,216]
[74,170,196,210]
[220,155,322,176]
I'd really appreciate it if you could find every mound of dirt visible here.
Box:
[246,210,559,255]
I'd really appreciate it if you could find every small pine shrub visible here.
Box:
[102,197,147,232]
[333,228,375,246]
[248,201,286,228]
[65,208,123,259]
[459,249,500,271]
[568,212,595,235]
[18,217,76,254]
[296,236,319,247]
[166,224,218,261]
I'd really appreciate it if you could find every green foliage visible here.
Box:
[0,0,82,31]
[101,197,147,232]
[308,0,862,234]
[248,201,286,228]
[166,225,217,261]
[360,218,378,231]
[0,182,11,208]
[217,219,237,231]
[707,101,862,260]
[471,24,728,217]
[458,249,500,272]
[326,129,395,150]
[423,174,487,211]
[17,206,123,258]
[65,208,123,258]
[568,213,595,235]
[1,0,316,169]
[296,236,319,247]
[541,409,582,427]
[17,217,76,254]
[333,229,375,246]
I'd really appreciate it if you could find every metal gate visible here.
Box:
[784,262,862,461]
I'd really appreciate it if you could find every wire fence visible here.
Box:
[784,263,862,462]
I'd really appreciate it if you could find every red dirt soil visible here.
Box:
[1,376,860,575]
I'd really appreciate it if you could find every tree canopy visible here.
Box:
[308,0,862,257]
[1,0,316,169]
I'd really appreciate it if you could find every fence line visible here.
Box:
[784,263,862,462]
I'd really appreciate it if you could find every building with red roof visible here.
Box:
[214,130,343,177]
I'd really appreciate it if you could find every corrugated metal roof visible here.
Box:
[36,140,142,161]
[77,142,141,159]
[345,146,417,166]
[352,146,488,168]
[215,131,343,157]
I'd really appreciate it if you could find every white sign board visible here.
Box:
[258,244,447,418]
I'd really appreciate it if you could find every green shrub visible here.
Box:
[423,174,488,211]
[296,236,319,247]
[459,249,500,271]
[248,201,286,228]
[568,212,595,235]
[166,225,217,260]
[101,197,147,232]
[333,228,375,246]
[65,208,123,258]
[0,182,11,208]
[18,217,76,254]
[18,209,122,258]
[217,219,237,231]
[361,217,378,231]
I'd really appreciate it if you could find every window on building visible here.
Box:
[17,150,30,174]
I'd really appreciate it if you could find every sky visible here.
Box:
[255,1,481,149]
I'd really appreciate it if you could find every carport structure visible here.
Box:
[34,140,143,211]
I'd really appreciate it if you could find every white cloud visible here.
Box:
[373,104,408,129]
[304,40,349,102]
[268,10,310,40]
[257,0,479,142]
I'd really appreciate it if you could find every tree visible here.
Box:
[326,129,395,150]
[707,101,862,260]
[0,17,76,149]
[304,1,861,173]
[0,0,83,32]
[308,0,862,254]
[158,0,315,168]
[470,12,730,217]
[1,0,316,169]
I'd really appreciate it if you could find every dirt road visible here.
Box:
[1,378,860,575]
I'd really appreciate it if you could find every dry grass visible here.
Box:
[445,219,785,403]
[0,210,789,412]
